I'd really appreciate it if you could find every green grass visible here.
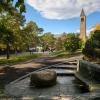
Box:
[0,53,42,64]
[51,49,82,57]
[51,50,69,56]
[0,50,82,64]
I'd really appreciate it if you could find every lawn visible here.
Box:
[51,49,82,57]
[0,53,42,64]
[0,50,82,64]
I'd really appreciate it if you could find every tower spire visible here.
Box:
[80,8,85,16]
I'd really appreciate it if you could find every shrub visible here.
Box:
[82,30,100,58]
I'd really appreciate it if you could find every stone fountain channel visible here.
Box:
[5,61,88,97]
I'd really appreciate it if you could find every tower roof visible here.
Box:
[80,8,85,16]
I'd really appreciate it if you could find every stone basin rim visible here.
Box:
[5,61,72,86]
[5,60,100,97]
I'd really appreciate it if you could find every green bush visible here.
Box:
[82,30,100,58]
[64,33,81,52]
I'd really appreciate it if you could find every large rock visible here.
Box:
[30,70,57,87]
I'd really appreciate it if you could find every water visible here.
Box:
[5,62,89,97]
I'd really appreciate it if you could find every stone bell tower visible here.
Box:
[80,9,86,41]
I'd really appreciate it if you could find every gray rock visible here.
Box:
[30,70,57,87]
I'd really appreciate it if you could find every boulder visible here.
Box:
[30,70,57,87]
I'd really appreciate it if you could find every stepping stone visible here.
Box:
[49,65,77,70]
[50,69,76,76]
[57,73,75,76]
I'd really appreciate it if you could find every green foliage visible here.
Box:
[41,32,55,51]
[64,33,81,52]
[51,49,82,57]
[0,0,26,13]
[0,8,25,59]
[51,51,69,57]
[0,53,42,64]
[22,21,43,49]
[55,33,67,51]
[0,0,44,60]
[0,24,14,44]
[82,30,100,58]
[0,5,43,58]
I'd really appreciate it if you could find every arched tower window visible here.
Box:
[81,18,84,22]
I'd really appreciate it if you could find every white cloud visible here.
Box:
[26,0,100,20]
[86,26,96,35]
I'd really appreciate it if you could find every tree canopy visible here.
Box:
[0,0,26,13]
[22,21,43,50]
[41,32,55,51]
[64,33,80,52]
[82,30,100,58]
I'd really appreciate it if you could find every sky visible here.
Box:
[23,0,100,35]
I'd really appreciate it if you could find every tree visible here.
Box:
[64,33,80,52]
[0,23,14,59]
[55,37,63,51]
[0,6,25,59]
[0,0,26,59]
[0,0,26,13]
[22,21,43,51]
[82,30,100,58]
[41,32,55,52]
[38,28,44,34]
[55,33,67,51]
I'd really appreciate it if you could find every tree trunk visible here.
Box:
[7,43,10,59]
[15,47,18,55]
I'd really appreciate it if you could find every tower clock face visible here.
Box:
[81,18,84,22]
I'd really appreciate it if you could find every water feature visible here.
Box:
[5,61,89,97]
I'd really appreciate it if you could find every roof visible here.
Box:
[80,8,85,16]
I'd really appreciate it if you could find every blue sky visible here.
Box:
[23,0,100,35]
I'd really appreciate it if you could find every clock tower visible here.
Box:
[80,9,86,41]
